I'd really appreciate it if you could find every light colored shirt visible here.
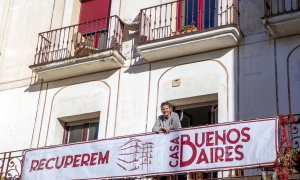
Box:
[152,112,181,132]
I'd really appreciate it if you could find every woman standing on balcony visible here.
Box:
[152,102,182,134]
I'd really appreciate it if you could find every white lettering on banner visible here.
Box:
[22,118,277,180]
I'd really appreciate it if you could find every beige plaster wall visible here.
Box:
[0,85,41,152]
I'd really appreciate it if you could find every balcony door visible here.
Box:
[78,0,111,49]
[177,0,218,31]
[174,102,218,179]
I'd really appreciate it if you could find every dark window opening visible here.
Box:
[78,30,108,49]
[175,104,218,128]
[64,121,99,144]
[174,103,218,179]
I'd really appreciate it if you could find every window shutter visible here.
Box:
[79,0,111,33]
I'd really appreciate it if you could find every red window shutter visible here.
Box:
[176,1,183,31]
[79,0,111,33]
[198,0,203,30]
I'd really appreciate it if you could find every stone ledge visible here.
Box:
[136,25,242,62]
[30,50,125,82]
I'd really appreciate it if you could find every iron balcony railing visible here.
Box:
[33,15,124,66]
[0,149,24,179]
[264,0,300,16]
[139,0,239,43]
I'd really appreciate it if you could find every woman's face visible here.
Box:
[161,105,171,117]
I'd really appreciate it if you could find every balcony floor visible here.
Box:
[30,49,125,81]
[262,10,300,38]
[136,25,242,62]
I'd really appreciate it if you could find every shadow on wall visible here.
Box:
[287,44,300,114]
[25,69,116,93]
[122,13,144,66]
[124,47,232,75]
[239,0,265,36]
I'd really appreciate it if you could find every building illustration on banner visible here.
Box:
[0,0,300,179]
[117,138,153,171]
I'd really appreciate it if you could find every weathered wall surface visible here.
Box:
[0,85,40,152]
[0,0,55,82]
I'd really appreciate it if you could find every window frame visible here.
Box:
[173,100,218,126]
[62,118,99,144]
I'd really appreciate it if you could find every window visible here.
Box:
[175,104,218,128]
[177,0,218,31]
[63,118,99,144]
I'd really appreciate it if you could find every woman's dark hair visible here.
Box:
[160,102,171,108]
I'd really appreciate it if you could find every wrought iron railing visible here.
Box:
[264,0,300,16]
[276,114,300,180]
[0,150,24,180]
[33,15,124,66]
[139,0,239,43]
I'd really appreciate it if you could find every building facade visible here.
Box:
[0,0,300,179]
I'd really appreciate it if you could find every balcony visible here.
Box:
[262,0,300,38]
[1,115,300,179]
[136,0,241,62]
[30,16,125,81]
